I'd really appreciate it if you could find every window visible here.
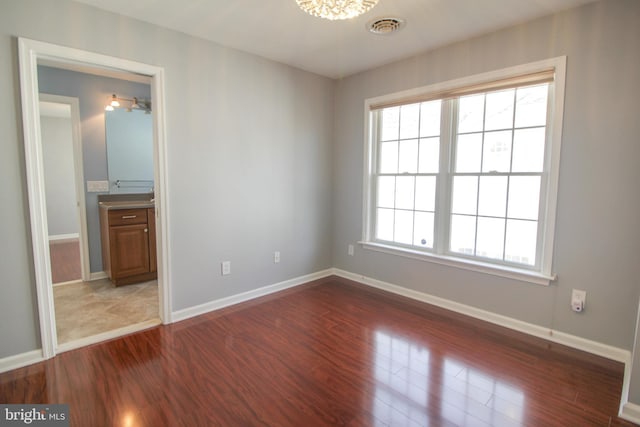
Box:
[363,58,566,285]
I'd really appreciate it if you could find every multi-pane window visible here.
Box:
[450,84,548,266]
[365,59,565,280]
[376,100,441,249]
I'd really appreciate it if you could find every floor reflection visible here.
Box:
[0,280,627,425]
[373,330,525,426]
[373,330,430,426]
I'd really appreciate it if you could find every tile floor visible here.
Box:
[53,279,159,344]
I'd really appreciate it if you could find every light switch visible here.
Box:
[86,180,109,193]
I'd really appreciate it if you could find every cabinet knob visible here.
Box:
[144,228,148,233]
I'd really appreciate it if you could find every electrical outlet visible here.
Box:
[274,251,280,263]
[571,289,586,313]
[221,261,231,276]
[348,244,354,256]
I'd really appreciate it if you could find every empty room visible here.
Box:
[1,0,640,425]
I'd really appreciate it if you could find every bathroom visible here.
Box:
[38,64,160,349]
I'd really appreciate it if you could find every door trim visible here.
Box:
[39,94,90,283]
[18,37,173,359]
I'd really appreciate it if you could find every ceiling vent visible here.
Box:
[367,17,405,35]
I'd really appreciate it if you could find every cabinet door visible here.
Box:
[148,208,157,273]
[109,224,150,279]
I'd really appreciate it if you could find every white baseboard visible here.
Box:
[331,268,630,364]
[89,271,108,281]
[53,279,83,287]
[620,360,633,417]
[48,233,79,243]
[172,269,334,322]
[620,402,640,424]
[0,349,44,374]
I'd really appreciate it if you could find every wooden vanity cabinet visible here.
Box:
[100,207,157,286]
[148,208,157,273]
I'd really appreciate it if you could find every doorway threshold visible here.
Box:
[57,318,161,354]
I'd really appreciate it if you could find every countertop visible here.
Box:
[99,200,155,210]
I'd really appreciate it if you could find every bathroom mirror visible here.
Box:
[105,108,154,193]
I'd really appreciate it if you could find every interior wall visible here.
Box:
[4,0,635,380]
[37,66,151,273]
[0,0,333,358]
[332,0,640,350]
[40,115,78,237]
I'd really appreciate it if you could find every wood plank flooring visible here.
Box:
[0,276,635,426]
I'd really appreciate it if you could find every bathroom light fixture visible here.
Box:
[295,0,379,20]
[104,94,152,113]
[110,94,120,107]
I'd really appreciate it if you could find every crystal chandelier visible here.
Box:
[296,0,379,20]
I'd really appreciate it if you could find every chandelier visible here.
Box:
[295,0,379,20]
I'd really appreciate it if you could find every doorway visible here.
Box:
[19,38,172,359]
[39,88,160,347]
[39,94,90,286]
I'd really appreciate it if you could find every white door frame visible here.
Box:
[18,37,173,359]
[39,94,91,283]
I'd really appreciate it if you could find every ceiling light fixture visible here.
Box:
[296,0,379,20]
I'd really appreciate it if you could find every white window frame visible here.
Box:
[361,57,566,286]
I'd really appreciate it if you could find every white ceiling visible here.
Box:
[74,0,598,79]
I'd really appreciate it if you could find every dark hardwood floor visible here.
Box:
[0,276,635,426]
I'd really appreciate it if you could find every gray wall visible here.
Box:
[41,116,78,237]
[332,0,640,351]
[0,0,333,358]
[3,0,639,404]
[37,66,151,272]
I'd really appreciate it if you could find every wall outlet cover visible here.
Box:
[571,289,586,312]
[221,261,231,276]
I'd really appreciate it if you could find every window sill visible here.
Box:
[359,241,556,286]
